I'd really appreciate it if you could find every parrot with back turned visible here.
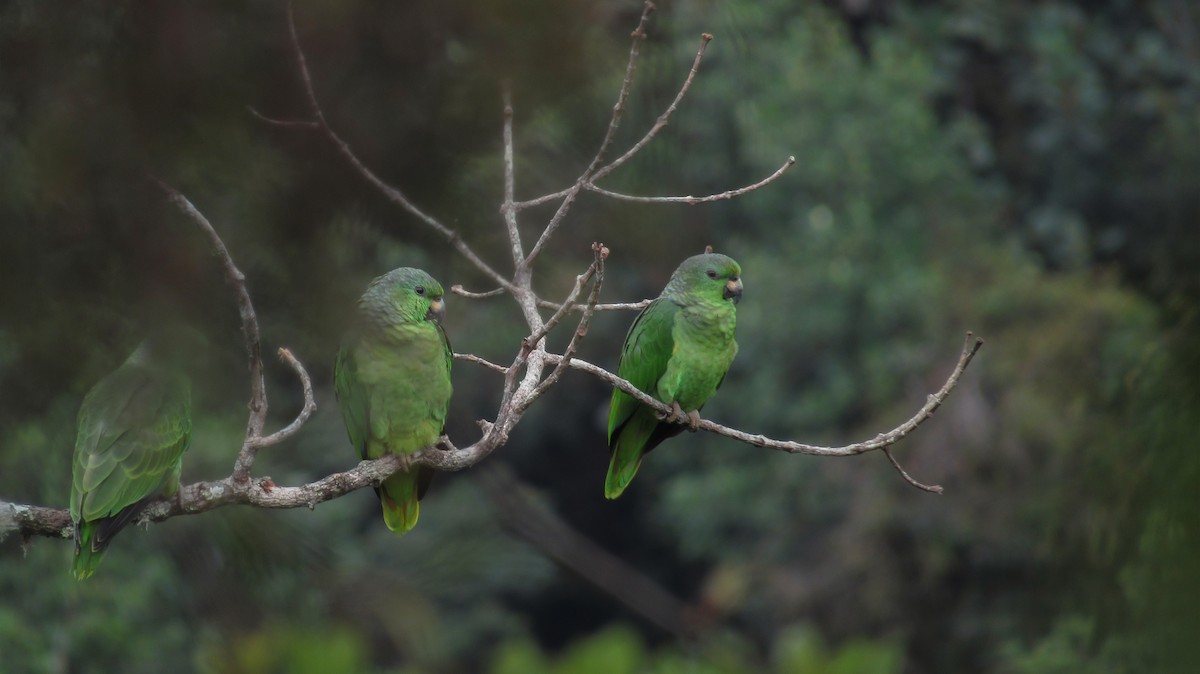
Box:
[335,267,452,534]
[70,339,192,579]
[605,252,743,499]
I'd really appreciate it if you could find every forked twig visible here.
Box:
[153,180,266,482]
[252,348,318,449]
[589,31,715,184]
[521,1,657,266]
[526,244,608,405]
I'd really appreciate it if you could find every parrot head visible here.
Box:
[360,267,446,326]
[666,252,743,305]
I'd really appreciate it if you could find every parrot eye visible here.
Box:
[706,270,718,279]
[414,286,426,296]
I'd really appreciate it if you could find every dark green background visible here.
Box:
[1,1,1197,672]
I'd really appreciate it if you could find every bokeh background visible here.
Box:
[2,1,1198,672]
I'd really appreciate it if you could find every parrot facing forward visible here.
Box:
[335,267,452,534]
[605,252,743,499]
[70,340,192,579]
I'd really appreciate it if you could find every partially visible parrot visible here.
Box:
[70,340,192,579]
[605,252,743,499]
[335,267,452,534]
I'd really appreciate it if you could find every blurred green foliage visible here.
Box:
[488,623,902,674]
[1,0,1197,672]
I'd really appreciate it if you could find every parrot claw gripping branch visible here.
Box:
[3,1,980,550]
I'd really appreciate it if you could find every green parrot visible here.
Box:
[69,340,192,579]
[335,267,452,534]
[605,252,743,499]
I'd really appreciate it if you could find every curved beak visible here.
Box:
[426,297,446,323]
[723,278,743,304]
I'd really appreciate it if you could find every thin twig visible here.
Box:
[450,285,507,300]
[154,180,268,483]
[586,156,795,204]
[590,32,713,184]
[538,298,654,312]
[252,348,318,448]
[525,258,601,348]
[517,30,715,214]
[454,352,509,374]
[285,3,513,292]
[501,85,524,268]
[521,1,656,267]
[582,1,656,177]
[883,448,944,494]
[246,106,319,129]
[526,244,608,405]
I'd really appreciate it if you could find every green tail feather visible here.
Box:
[605,411,659,499]
[604,445,644,499]
[379,470,421,534]
[72,522,106,580]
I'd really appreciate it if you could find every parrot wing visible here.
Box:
[334,343,371,461]
[71,362,190,554]
[607,297,678,444]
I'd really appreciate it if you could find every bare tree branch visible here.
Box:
[883,448,944,494]
[283,3,514,293]
[540,298,654,313]
[251,348,318,449]
[453,352,510,374]
[450,285,508,300]
[585,156,796,204]
[525,253,602,349]
[588,31,713,185]
[526,244,608,405]
[582,1,657,177]
[521,1,656,267]
[1,502,73,541]
[453,286,649,313]
[2,455,412,540]
[153,180,269,483]
[4,8,982,546]
[545,332,985,459]
[501,85,525,269]
[516,29,712,210]
[4,326,978,541]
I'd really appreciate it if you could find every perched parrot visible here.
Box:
[335,267,452,534]
[69,340,192,579]
[605,252,743,499]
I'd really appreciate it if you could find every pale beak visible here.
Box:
[426,297,446,323]
[723,278,743,304]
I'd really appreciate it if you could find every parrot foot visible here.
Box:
[656,401,685,423]
[662,401,700,430]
